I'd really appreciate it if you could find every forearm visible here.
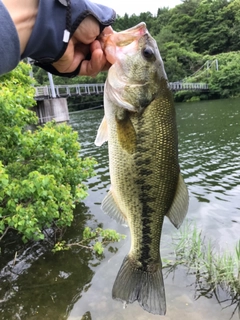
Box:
[2,0,39,54]
[0,1,20,75]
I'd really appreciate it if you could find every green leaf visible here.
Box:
[93,242,104,255]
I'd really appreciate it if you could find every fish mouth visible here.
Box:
[112,22,148,47]
[100,22,147,45]
[98,23,148,65]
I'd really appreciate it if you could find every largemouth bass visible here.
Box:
[95,23,189,315]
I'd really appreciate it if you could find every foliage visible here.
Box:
[155,35,203,81]
[206,52,240,98]
[53,226,126,255]
[0,63,96,243]
[169,0,239,55]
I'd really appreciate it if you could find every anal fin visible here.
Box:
[166,173,189,229]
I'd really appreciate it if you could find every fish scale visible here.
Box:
[95,22,189,315]
[132,99,178,265]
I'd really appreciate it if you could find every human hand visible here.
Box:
[52,16,114,77]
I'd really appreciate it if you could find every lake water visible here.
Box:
[1,98,240,320]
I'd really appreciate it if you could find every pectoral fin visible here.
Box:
[116,110,136,154]
[102,189,128,226]
[166,173,189,229]
[94,116,108,146]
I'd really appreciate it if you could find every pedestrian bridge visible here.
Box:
[34,82,209,100]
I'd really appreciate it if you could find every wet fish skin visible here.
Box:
[95,23,188,315]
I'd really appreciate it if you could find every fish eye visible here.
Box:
[142,47,155,60]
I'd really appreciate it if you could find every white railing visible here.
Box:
[169,82,209,91]
[35,83,105,99]
[34,82,208,99]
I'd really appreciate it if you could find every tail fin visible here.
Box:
[112,255,166,315]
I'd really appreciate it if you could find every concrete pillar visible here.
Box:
[34,98,69,124]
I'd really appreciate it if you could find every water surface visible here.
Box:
[1,98,240,320]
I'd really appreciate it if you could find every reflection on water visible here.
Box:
[1,98,240,319]
[0,204,98,320]
[176,99,240,254]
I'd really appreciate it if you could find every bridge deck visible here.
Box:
[34,82,208,100]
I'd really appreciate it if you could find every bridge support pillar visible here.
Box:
[34,98,69,124]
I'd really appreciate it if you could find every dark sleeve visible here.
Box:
[21,0,116,77]
[0,2,20,76]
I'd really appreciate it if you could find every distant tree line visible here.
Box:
[33,0,240,108]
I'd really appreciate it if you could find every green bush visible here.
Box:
[0,63,96,243]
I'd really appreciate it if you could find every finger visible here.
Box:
[73,16,100,44]
[79,41,107,76]
[101,26,115,36]
[79,50,106,77]
[52,40,74,73]
[52,42,89,73]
